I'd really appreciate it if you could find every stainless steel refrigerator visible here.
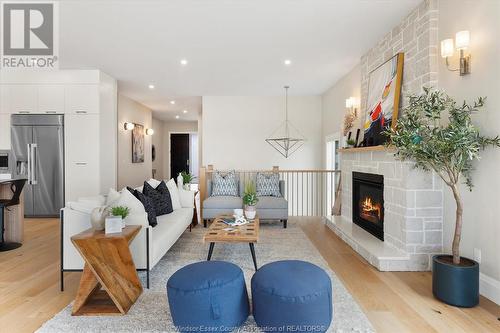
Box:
[11,114,64,217]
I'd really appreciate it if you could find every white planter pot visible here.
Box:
[244,205,256,219]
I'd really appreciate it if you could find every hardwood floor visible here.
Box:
[0,217,499,332]
[300,218,500,333]
[0,218,80,333]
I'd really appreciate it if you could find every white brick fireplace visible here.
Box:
[326,148,444,271]
[323,0,442,271]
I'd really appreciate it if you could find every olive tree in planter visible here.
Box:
[387,88,500,307]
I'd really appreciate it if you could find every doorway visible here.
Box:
[169,132,199,181]
[170,133,189,180]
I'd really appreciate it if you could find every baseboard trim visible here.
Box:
[480,272,500,305]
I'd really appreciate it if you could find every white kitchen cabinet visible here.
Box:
[0,70,117,202]
[65,85,99,114]
[38,85,65,114]
[64,114,100,201]
[10,85,37,113]
[0,114,10,149]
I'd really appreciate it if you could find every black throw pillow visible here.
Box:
[133,189,158,227]
[157,180,173,206]
[143,181,173,216]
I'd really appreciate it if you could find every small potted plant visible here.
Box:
[387,88,500,307]
[346,139,356,148]
[111,206,130,228]
[243,180,258,220]
[181,171,196,190]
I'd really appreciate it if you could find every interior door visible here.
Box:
[170,133,190,179]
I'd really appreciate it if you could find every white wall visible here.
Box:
[202,96,322,170]
[99,72,118,192]
[162,121,198,180]
[189,133,199,178]
[321,65,361,165]
[438,0,500,303]
[151,117,164,179]
[117,94,153,188]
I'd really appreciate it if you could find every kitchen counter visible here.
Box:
[0,179,24,243]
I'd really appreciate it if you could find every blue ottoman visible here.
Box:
[167,261,249,332]
[251,260,332,332]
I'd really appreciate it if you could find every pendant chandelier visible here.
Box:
[265,86,305,158]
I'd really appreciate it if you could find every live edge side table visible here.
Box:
[71,225,142,316]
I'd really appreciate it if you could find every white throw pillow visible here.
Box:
[147,178,161,188]
[106,188,121,206]
[166,178,181,210]
[111,188,146,215]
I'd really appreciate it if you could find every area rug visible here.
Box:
[37,220,374,332]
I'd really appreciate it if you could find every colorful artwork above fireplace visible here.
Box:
[363,53,404,147]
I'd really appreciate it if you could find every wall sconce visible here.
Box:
[145,128,154,135]
[441,30,471,75]
[124,122,135,130]
[345,97,359,116]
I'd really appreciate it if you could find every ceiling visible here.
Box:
[149,96,201,122]
[58,0,420,120]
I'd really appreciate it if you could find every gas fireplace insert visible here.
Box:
[352,172,384,241]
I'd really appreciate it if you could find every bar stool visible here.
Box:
[0,179,27,252]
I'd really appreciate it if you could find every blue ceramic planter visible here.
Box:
[432,255,479,308]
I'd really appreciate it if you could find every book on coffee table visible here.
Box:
[221,216,249,226]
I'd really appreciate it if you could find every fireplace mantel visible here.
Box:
[338,145,396,153]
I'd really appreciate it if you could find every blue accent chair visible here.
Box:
[251,260,332,332]
[167,261,249,332]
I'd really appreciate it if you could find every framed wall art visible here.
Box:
[363,53,404,146]
[132,124,145,163]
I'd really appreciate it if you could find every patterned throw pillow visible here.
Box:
[143,181,173,216]
[127,187,158,227]
[256,172,281,197]
[211,170,238,196]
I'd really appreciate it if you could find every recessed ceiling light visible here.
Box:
[170,100,176,105]
[183,110,188,114]
[148,84,155,89]
[175,115,180,119]
[284,59,292,66]
[180,59,188,66]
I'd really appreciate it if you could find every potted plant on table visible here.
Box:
[387,88,500,307]
[111,206,130,228]
[181,171,196,190]
[243,180,259,220]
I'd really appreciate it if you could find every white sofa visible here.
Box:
[60,180,194,290]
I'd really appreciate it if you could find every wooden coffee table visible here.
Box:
[204,215,259,270]
[71,225,142,316]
